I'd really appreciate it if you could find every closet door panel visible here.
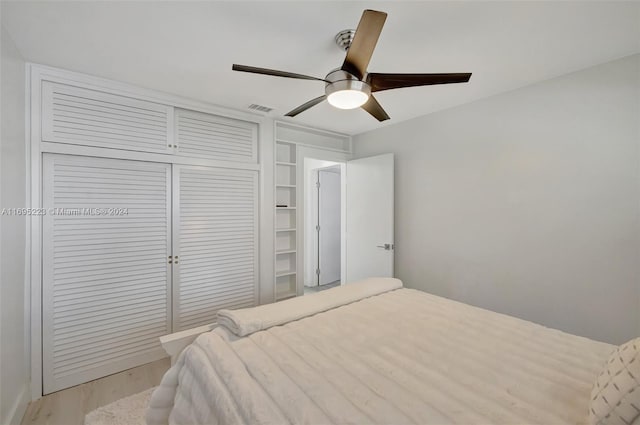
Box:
[174,166,259,330]
[42,82,173,154]
[42,154,171,394]
[175,109,258,163]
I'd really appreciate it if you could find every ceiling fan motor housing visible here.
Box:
[324,69,371,98]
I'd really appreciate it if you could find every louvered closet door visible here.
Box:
[174,166,259,330]
[42,154,171,394]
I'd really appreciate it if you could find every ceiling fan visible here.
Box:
[232,9,472,122]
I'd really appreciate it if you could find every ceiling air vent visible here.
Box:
[248,104,273,113]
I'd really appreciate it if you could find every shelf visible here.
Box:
[275,138,299,301]
[276,290,297,301]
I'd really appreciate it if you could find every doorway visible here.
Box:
[307,165,342,293]
[302,158,345,294]
[295,145,393,297]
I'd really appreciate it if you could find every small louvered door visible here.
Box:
[42,154,172,394]
[173,165,259,330]
[42,82,173,154]
[175,108,258,163]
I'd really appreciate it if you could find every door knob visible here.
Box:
[376,243,394,251]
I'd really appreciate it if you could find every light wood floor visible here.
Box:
[20,358,170,425]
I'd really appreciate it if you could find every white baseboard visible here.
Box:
[3,383,30,425]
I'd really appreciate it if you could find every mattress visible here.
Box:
[147,278,614,425]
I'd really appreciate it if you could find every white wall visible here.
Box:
[0,26,29,424]
[353,54,640,345]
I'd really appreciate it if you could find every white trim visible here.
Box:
[171,166,180,331]
[274,120,351,140]
[2,383,30,425]
[23,61,33,406]
[28,63,43,400]
[275,138,352,154]
[39,142,260,171]
[258,119,275,304]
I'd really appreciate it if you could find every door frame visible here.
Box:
[296,146,350,295]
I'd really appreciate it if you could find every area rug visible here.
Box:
[84,387,155,425]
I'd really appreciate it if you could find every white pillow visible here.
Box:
[589,337,640,425]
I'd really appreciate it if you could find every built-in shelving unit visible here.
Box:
[275,140,298,300]
[273,121,352,302]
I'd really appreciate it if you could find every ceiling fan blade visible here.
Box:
[361,95,390,122]
[232,64,326,82]
[285,95,327,117]
[341,10,387,80]
[367,73,472,92]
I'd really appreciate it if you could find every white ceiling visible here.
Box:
[2,1,639,135]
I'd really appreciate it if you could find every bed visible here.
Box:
[147,278,638,425]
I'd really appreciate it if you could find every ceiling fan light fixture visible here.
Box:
[324,71,371,110]
[327,89,369,109]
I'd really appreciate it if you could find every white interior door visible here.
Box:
[346,153,394,283]
[318,168,341,285]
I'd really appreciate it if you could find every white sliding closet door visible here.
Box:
[42,154,171,394]
[174,166,259,330]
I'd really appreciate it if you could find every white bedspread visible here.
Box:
[147,278,613,425]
